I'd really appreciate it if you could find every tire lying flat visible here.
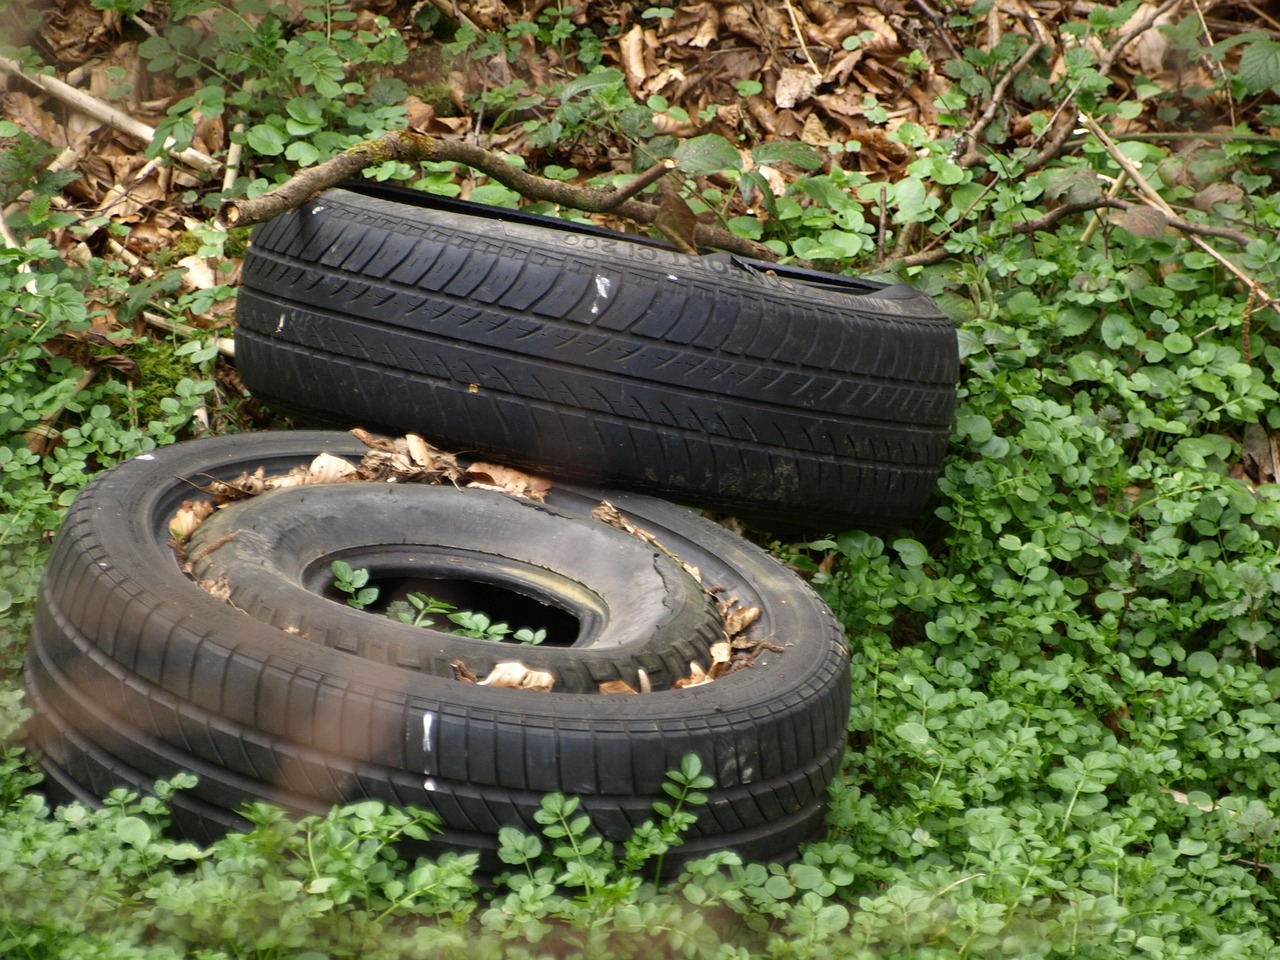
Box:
[234,185,958,532]
[27,431,851,870]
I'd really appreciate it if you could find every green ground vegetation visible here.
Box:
[4,0,1280,956]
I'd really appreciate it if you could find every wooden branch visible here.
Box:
[1080,113,1280,313]
[782,0,823,77]
[871,194,1254,272]
[899,20,1043,258]
[419,0,482,34]
[0,56,220,176]
[1026,0,1184,173]
[1080,171,1127,244]
[217,130,779,260]
[960,35,1045,166]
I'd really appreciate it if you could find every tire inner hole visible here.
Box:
[323,574,581,647]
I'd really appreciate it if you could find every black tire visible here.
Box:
[27,431,850,869]
[233,184,958,532]
[184,481,722,694]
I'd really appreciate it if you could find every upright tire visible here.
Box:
[234,184,958,532]
[27,431,851,871]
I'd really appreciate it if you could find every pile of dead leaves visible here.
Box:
[167,427,543,540]
[170,428,776,696]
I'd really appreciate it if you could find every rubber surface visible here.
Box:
[27,431,851,870]
[185,482,722,693]
[234,184,959,532]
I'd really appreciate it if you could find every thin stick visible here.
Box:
[872,194,1253,271]
[217,133,778,260]
[1026,0,1185,173]
[0,56,220,176]
[959,34,1045,165]
[877,184,888,262]
[913,0,962,59]
[782,0,822,77]
[222,79,253,196]
[1080,171,1127,244]
[418,0,481,34]
[1080,113,1280,313]
[3,144,84,219]
[1190,0,1236,128]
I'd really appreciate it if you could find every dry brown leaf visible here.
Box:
[720,2,769,45]
[599,678,639,694]
[1243,423,1278,485]
[465,462,551,501]
[203,465,267,500]
[591,500,704,584]
[674,661,712,688]
[404,433,435,466]
[263,471,306,491]
[349,431,462,485]
[1122,2,1176,75]
[775,66,820,110]
[127,221,179,257]
[723,603,761,638]
[618,24,650,91]
[653,188,700,255]
[306,452,357,484]
[662,1,720,47]
[40,0,111,62]
[478,661,555,691]
[404,94,436,133]
[176,254,219,292]
[708,641,732,678]
[1193,182,1244,212]
[3,91,62,144]
[451,659,481,683]
[1110,205,1168,240]
[169,498,214,539]
[198,574,232,603]
[351,427,398,453]
[24,424,63,456]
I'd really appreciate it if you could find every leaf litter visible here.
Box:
[171,429,773,694]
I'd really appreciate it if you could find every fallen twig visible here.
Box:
[959,34,1046,166]
[0,56,220,176]
[913,0,962,59]
[1080,113,1280,312]
[1027,0,1185,173]
[897,18,1044,259]
[878,193,1254,271]
[221,79,253,196]
[1080,171,1127,245]
[782,0,823,77]
[216,130,778,259]
[413,0,482,34]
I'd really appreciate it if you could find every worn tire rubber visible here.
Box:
[184,481,723,694]
[27,431,851,869]
[234,184,959,532]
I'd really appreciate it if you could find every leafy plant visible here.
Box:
[334,564,547,643]
[9,0,1280,954]
[486,752,715,922]
[386,590,455,628]
[331,558,378,609]
[137,0,410,204]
